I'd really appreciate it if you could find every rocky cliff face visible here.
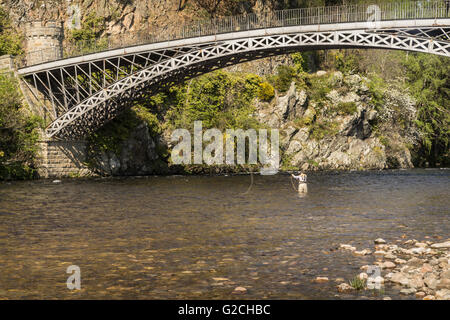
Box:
[3,0,197,32]
[94,122,162,176]
[3,0,272,40]
[255,72,416,171]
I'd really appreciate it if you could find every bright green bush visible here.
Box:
[162,70,262,131]
[309,120,339,140]
[0,7,23,56]
[337,101,357,115]
[68,12,108,55]
[257,82,275,102]
[0,74,42,180]
[334,51,359,75]
[367,74,386,111]
[402,53,449,167]
[70,12,105,42]
[268,65,296,93]
[291,52,308,74]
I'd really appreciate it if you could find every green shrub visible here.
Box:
[164,71,262,131]
[70,12,105,42]
[257,82,275,102]
[269,65,296,93]
[291,52,308,74]
[306,74,332,103]
[0,7,23,56]
[0,74,42,180]
[68,12,108,55]
[367,74,386,112]
[335,51,359,74]
[337,101,357,115]
[402,53,449,167]
[280,152,295,171]
[349,276,366,290]
[309,120,339,140]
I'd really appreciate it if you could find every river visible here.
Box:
[0,169,449,299]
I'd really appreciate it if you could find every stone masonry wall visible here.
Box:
[37,140,91,178]
[21,20,90,179]
[0,55,13,71]
[25,21,64,65]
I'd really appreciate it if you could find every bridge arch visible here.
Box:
[17,4,450,139]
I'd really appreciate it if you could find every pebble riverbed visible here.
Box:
[317,237,450,300]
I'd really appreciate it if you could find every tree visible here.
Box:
[403,53,450,166]
[0,6,23,56]
[0,74,42,180]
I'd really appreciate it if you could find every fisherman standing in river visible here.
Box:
[291,172,308,194]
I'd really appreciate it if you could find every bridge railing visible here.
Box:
[16,0,450,68]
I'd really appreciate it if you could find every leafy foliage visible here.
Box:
[0,74,42,180]
[87,105,161,155]
[291,52,308,74]
[308,119,339,140]
[306,73,331,102]
[334,50,359,75]
[162,70,263,131]
[268,65,296,93]
[337,101,357,115]
[68,12,108,54]
[70,12,106,42]
[349,276,366,290]
[0,6,23,56]
[366,73,386,112]
[402,53,450,166]
[257,82,275,102]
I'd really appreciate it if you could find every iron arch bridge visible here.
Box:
[17,1,450,140]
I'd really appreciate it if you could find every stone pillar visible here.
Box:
[25,21,64,65]
[37,140,92,178]
[0,55,14,72]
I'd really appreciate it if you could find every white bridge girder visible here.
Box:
[19,22,450,139]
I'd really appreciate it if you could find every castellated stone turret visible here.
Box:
[25,21,64,65]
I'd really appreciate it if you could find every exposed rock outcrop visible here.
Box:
[90,122,168,176]
[255,71,416,171]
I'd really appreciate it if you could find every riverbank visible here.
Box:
[2,166,449,182]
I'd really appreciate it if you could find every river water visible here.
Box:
[0,169,449,299]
